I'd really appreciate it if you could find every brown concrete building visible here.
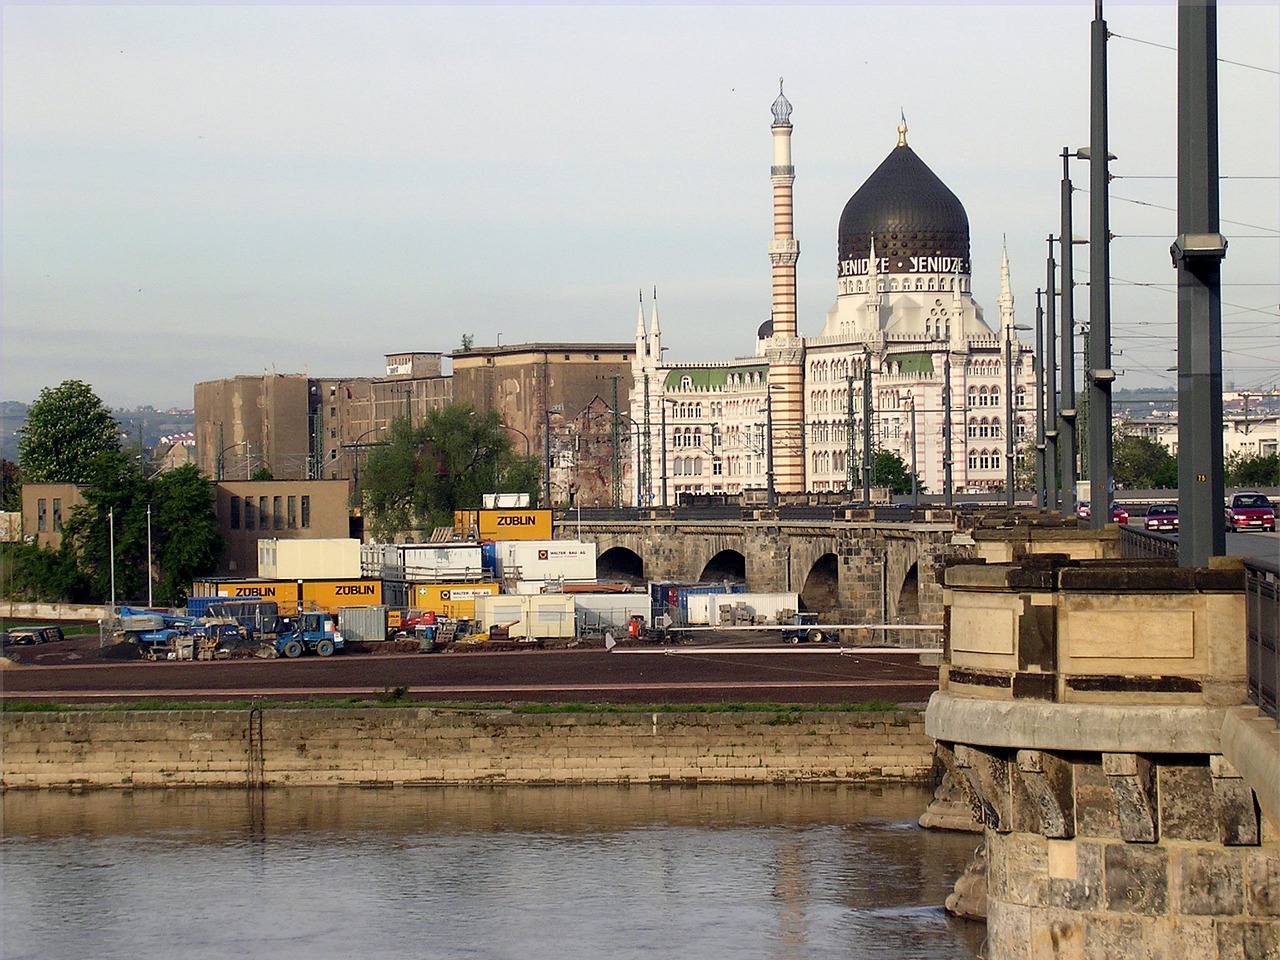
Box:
[194,355,451,483]
[19,483,86,550]
[214,479,351,575]
[450,342,635,506]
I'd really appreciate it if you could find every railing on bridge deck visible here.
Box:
[1245,556,1279,721]
[1118,525,1277,722]
[554,504,924,525]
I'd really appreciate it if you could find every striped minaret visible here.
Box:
[765,78,806,496]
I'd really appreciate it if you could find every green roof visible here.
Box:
[889,353,934,375]
[663,365,770,391]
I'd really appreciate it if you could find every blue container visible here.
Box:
[185,596,221,618]
[480,542,497,574]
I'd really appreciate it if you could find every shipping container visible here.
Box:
[572,594,650,634]
[337,606,388,643]
[190,578,383,615]
[495,540,597,584]
[483,493,531,509]
[648,581,746,627]
[701,592,799,626]
[457,509,553,541]
[258,538,361,579]
[409,582,501,620]
[473,594,575,640]
[380,543,484,582]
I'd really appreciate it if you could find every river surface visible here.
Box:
[2,785,985,960]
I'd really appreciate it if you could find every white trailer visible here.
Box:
[496,540,597,584]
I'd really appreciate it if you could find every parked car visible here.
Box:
[1225,492,1276,532]
[1076,501,1128,524]
[1143,503,1179,532]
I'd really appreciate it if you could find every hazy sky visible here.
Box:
[3,2,1277,410]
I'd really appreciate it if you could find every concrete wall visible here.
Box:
[1,709,933,790]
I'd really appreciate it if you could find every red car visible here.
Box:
[1077,501,1128,524]
[1144,503,1179,532]
[1225,492,1276,532]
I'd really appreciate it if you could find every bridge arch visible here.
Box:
[700,549,746,583]
[598,546,644,584]
[798,553,840,616]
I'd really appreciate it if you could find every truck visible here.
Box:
[273,611,344,658]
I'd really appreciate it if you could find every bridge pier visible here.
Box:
[926,555,1279,958]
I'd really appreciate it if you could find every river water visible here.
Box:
[2,785,985,960]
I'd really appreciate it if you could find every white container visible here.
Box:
[705,592,800,626]
[525,595,576,639]
[258,539,361,580]
[573,594,650,631]
[382,543,483,582]
[473,594,576,640]
[483,493,531,509]
[496,540,597,583]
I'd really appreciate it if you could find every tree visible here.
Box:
[60,455,223,605]
[151,464,223,604]
[18,380,120,483]
[1226,451,1280,488]
[1113,433,1177,489]
[0,458,20,512]
[870,449,926,497]
[362,406,540,540]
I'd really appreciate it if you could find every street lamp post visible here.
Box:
[1045,237,1060,512]
[660,400,675,507]
[906,394,919,507]
[943,354,954,508]
[1034,290,1047,508]
[1060,151,1081,517]
[108,508,116,612]
[1006,323,1033,506]
[146,503,153,607]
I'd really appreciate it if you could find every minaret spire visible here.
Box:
[768,78,800,339]
[998,236,1016,334]
[648,286,663,362]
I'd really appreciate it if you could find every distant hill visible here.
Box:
[0,401,194,465]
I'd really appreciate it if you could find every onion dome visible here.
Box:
[837,122,970,275]
[771,78,792,127]
[758,317,774,339]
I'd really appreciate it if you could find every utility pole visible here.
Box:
[1034,289,1047,508]
[861,347,873,503]
[1087,0,1116,529]
[1045,238,1060,512]
[942,354,954,507]
[1005,325,1016,505]
[1060,155,1079,516]
[1173,0,1227,566]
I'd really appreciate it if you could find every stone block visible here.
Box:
[1083,915,1147,960]
[1103,753,1158,843]
[1245,852,1280,917]
[1175,846,1244,916]
[1104,842,1168,916]
[1215,919,1280,960]
[1158,764,1218,842]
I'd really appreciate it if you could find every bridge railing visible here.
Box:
[1244,556,1279,721]
[1118,524,1180,561]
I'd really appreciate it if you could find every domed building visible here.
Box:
[630,88,1034,504]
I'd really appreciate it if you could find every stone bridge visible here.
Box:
[553,514,963,626]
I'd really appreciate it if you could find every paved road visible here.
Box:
[0,645,941,706]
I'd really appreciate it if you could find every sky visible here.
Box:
[3,2,1277,411]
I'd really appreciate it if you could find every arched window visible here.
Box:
[968,449,979,470]
[680,376,692,390]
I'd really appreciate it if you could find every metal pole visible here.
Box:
[1174,0,1227,566]
[147,503,153,608]
[1088,0,1115,529]
[610,376,622,508]
[908,396,918,507]
[862,347,873,503]
[543,400,551,508]
[846,375,857,493]
[1005,326,1016,505]
[1045,238,1060,512]
[766,394,776,508]
[1034,290,1047,508]
[942,354,953,507]
[660,401,669,507]
[108,508,116,611]
[1060,153,1078,516]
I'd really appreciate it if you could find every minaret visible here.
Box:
[763,79,806,499]
[769,79,800,337]
[648,287,663,363]
[998,237,1016,335]
[634,290,647,363]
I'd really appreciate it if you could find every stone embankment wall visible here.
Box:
[1,709,933,790]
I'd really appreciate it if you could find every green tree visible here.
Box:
[362,407,540,540]
[870,449,926,497]
[1113,433,1177,489]
[0,458,20,512]
[0,542,91,603]
[18,380,120,483]
[151,464,223,604]
[1226,451,1280,488]
[61,455,223,605]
